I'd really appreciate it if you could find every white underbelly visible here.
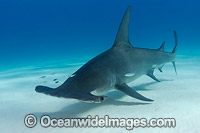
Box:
[125,74,141,83]
[91,74,116,95]
[91,86,114,95]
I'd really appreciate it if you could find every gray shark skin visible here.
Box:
[35,6,178,103]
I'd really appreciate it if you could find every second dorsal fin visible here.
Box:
[158,41,165,51]
[113,6,133,48]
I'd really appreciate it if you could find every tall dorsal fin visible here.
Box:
[113,6,132,47]
[158,41,165,51]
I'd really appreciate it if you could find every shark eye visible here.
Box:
[100,97,104,101]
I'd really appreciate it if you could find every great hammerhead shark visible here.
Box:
[35,6,178,103]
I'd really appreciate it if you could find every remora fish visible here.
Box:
[35,6,178,103]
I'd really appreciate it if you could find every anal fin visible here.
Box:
[147,69,160,82]
[158,68,163,72]
[115,83,153,102]
[158,65,164,72]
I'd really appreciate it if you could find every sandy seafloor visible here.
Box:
[0,55,200,133]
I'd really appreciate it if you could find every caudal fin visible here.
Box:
[171,30,178,74]
[172,30,178,53]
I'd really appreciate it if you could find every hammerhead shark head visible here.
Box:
[35,6,178,103]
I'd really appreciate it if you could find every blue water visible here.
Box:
[0,0,200,69]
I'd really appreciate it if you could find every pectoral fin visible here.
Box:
[115,83,153,102]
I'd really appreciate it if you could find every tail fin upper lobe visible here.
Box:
[172,30,178,53]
